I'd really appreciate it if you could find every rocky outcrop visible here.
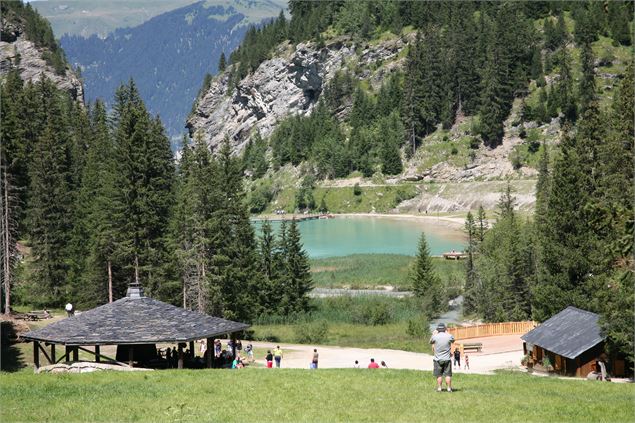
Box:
[187,37,404,154]
[36,361,153,374]
[0,17,83,102]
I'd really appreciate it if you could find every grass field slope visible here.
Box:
[1,369,633,422]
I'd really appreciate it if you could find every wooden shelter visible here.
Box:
[521,306,627,378]
[22,283,249,370]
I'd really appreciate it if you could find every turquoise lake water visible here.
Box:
[253,216,465,259]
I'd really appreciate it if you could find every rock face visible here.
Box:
[0,17,83,102]
[187,37,404,154]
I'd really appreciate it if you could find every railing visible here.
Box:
[447,321,537,340]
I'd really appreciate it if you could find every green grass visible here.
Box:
[1,369,632,422]
[310,254,463,290]
[415,130,474,172]
[251,321,429,352]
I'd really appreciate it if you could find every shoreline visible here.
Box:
[254,212,465,228]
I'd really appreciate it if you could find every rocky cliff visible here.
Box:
[187,36,406,153]
[0,14,83,102]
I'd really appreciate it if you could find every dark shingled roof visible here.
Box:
[22,287,249,345]
[521,306,603,359]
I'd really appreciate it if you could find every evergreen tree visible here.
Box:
[410,233,444,318]
[578,42,596,114]
[463,211,478,314]
[279,219,312,314]
[218,52,226,72]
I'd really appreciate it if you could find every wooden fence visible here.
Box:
[447,321,537,340]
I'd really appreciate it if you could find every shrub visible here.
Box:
[469,137,480,150]
[450,145,458,155]
[353,183,362,196]
[355,301,393,325]
[294,320,329,343]
[406,315,430,339]
[511,150,523,170]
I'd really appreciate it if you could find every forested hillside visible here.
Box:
[58,1,285,141]
[188,0,633,213]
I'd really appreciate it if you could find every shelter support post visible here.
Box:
[33,341,40,369]
[230,333,236,360]
[189,341,194,358]
[50,344,55,364]
[206,337,213,368]
[178,344,184,369]
[65,345,71,362]
[72,346,78,361]
[95,345,100,363]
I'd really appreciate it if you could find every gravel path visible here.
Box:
[250,335,524,374]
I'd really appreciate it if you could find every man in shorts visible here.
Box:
[430,322,455,392]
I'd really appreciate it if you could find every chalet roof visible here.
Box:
[22,285,249,345]
[521,306,603,359]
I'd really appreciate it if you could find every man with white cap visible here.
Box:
[430,322,455,392]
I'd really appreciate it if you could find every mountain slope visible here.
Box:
[0,1,83,102]
[57,1,285,140]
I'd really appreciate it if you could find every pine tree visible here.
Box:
[281,219,312,314]
[476,205,488,243]
[578,42,596,114]
[463,211,478,314]
[410,233,444,318]
[218,52,226,72]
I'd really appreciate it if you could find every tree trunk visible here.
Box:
[134,254,140,284]
[3,168,11,315]
[107,260,113,303]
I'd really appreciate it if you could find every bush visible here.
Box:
[353,183,362,196]
[406,315,430,338]
[450,145,458,155]
[510,150,523,170]
[294,320,329,343]
[469,137,480,150]
[355,301,393,325]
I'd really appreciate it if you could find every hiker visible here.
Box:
[464,354,470,370]
[368,358,380,368]
[214,339,222,358]
[236,340,243,353]
[65,303,74,317]
[266,350,274,368]
[274,346,283,368]
[354,360,360,368]
[232,355,244,369]
[453,347,461,368]
[245,343,254,363]
[430,322,455,392]
[312,349,319,369]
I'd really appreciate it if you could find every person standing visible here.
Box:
[312,349,319,369]
[273,346,283,368]
[453,347,461,368]
[430,323,455,392]
[266,350,274,368]
[464,354,470,370]
[245,343,254,363]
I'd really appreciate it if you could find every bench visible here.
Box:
[462,343,483,352]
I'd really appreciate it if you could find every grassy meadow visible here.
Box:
[1,369,633,422]
[309,254,464,290]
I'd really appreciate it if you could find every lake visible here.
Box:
[253,216,466,258]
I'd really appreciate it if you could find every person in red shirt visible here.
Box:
[368,358,380,368]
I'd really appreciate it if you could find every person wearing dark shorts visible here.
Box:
[430,322,455,392]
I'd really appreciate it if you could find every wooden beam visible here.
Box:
[33,341,40,369]
[178,344,184,369]
[189,341,195,358]
[72,346,78,362]
[37,343,52,364]
[206,337,213,369]
[65,345,71,362]
[50,344,55,364]
[76,346,129,367]
[95,345,100,363]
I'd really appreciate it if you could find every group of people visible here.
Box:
[352,359,388,368]
[264,346,284,368]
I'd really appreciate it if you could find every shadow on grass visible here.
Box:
[1,321,27,372]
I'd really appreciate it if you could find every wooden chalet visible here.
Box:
[22,283,249,370]
[521,306,627,378]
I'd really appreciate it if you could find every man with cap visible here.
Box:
[430,322,455,392]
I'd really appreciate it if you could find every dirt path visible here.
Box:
[250,335,524,374]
